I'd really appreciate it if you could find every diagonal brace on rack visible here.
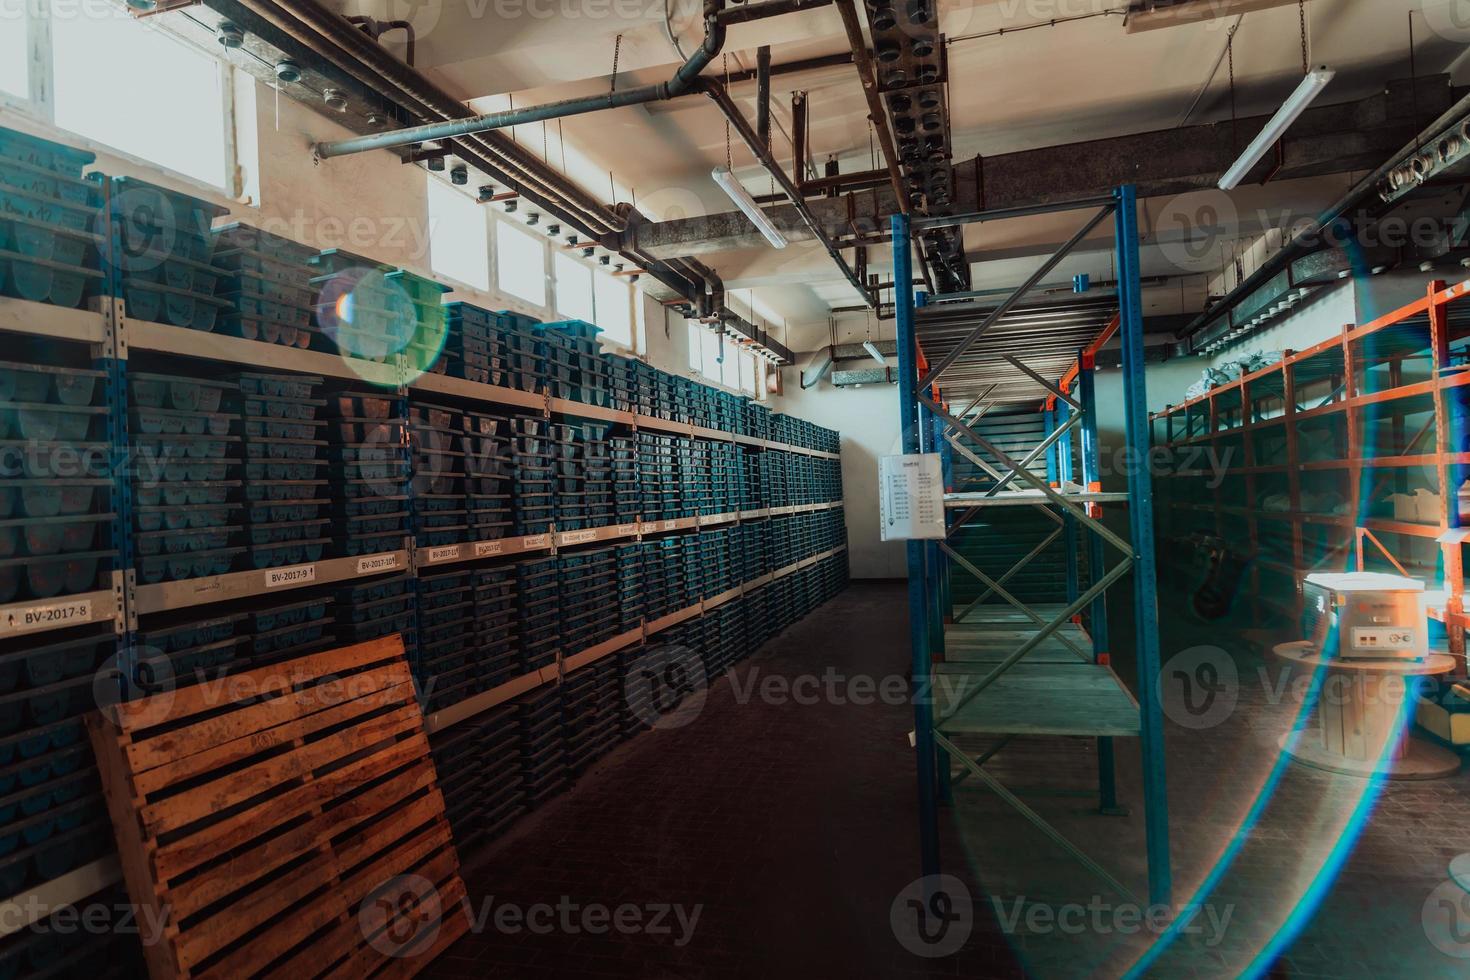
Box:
[945,432,1009,484]
[952,527,1064,623]
[937,559,1134,726]
[924,395,1134,557]
[984,411,1082,498]
[1004,355,1081,412]
[919,204,1116,390]
[939,542,1091,660]
[934,731,1140,903]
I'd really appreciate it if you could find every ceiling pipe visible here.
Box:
[229,0,803,353]
[756,45,772,149]
[232,0,622,236]
[718,0,833,23]
[700,79,877,309]
[724,51,855,84]
[229,0,726,318]
[792,91,809,185]
[231,0,576,218]
[344,15,414,66]
[312,0,742,160]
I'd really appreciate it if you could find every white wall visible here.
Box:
[1209,280,1356,369]
[768,379,906,580]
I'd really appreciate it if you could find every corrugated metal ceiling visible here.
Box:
[916,298,1118,404]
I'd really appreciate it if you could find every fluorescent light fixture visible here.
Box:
[863,341,888,366]
[1219,67,1335,191]
[711,166,788,249]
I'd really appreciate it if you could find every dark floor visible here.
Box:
[423,581,1470,979]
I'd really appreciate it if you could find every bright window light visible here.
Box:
[52,12,227,187]
[701,327,723,385]
[723,350,740,390]
[687,320,703,372]
[594,270,632,348]
[554,252,593,322]
[0,4,27,100]
[427,176,490,291]
[496,219,546,307]
[739,351,756,394]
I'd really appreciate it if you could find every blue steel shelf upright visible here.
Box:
[893,185,1172,906]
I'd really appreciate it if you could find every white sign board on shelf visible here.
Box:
[879,454,947,541]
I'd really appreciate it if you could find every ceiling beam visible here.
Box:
[624,76,1456,260]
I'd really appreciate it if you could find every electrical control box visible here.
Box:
[1301,572,1428,661]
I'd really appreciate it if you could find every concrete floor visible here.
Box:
[423,581,1470,979]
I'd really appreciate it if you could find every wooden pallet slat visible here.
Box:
[167,758,440,921]
[152,732,431,883]
[141,703,425,836]
[87,636,467,980]
[126,661,414,784]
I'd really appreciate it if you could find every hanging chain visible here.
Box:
[1228,26,1237,149]
[1299,0,1309,74]
[558,119,567,172]
[609,34,623,103]
[541,120,548,163]
[724,54,732,171]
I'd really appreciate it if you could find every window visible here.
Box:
[701,328,724,386]
[0,3,28,100]
[593,269,633,348]
[687,321,704,373]
[496,219,546,307]
[426,176,490,290]
[51,10,230,187]
[554,252,594,322]
[738,351,756,395]
[689,321,755,390]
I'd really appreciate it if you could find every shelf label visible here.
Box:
[559,529,598,546]
[879,454,946,541]
[615,523,639,538]
[357,553,401,575]
[664,520,678,531]
[474,540,504,558]
[522,534,551,550]
[427,545,463,564]
[265,563,316,589]
[3,597,93,633]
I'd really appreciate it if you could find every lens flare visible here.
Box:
[313,266,448,386]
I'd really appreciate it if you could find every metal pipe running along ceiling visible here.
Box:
[227,0,729,325]
[308,0,830,160]
[283,0,880,321]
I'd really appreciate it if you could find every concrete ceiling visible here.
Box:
[335,0,1470,344]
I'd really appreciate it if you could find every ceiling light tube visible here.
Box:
[1219,67,1335,191]
[863,341,888,366]
[712,166,788,249]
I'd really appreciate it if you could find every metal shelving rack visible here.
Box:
[0,290,848,938]
[1150,278,1470,659]
[892,186,1172,906]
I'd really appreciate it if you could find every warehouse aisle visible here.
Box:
[422,582,1470,979]
[425,582,1011,978]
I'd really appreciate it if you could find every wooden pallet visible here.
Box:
[86,635,469,980]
